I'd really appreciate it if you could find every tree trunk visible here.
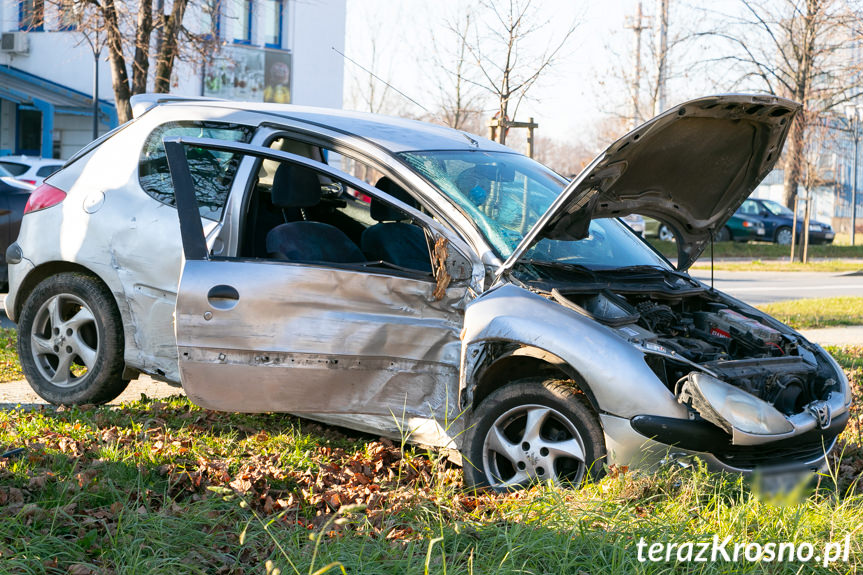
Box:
[101,0,133,123]
[154,0,188,93]
[132,0,154,95]
[782,113,805,208]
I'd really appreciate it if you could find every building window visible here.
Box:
[261,0,283,48]
[19,0,45,31]
[233,0,252,44]
[202,0,221,39]
[57,0,78,30]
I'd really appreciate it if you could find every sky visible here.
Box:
[341,0,736,150]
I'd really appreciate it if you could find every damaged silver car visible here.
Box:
[6,94,849,490]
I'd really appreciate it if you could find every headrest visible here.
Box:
[370,177,419,222]
[271,163,321,208]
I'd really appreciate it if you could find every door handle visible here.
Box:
[207,284,240,310]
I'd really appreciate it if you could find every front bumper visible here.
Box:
[601,411,844,475]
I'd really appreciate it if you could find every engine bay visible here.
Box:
[552,288,838,419]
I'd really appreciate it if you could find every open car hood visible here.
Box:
[500,94,800,272]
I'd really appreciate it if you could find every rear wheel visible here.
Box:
[463,377,606,490]
[17,273,128,405]
[775,227,793,245]
[714,226,732,242]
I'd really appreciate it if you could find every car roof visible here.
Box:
[152,100,512,154]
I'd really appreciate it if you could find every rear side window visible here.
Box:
[139,121,254,220]
[36,165,60,177]
[0,162,28,176]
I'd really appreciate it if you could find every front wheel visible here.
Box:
[462,377,606,490]
[17,273,128,405]
[658,224,674,242]
[775,227,793,245]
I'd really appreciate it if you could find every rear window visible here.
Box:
[139,121,254,221]
[0,162,28,176]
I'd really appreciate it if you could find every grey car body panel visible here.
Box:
[500,94,800,273]
[459,283,692,420]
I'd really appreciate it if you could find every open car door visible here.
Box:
[165,137,471,420]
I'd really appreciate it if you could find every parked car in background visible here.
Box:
[0,156,65,186]
[714,211,766,242]
[622,213,645,236]
[0,176,34,287]
[733,198,834,245]
[644,217,674,241]
[5,94,850,490]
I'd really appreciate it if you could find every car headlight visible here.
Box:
[809,224,821,231]
[678,373,794,435]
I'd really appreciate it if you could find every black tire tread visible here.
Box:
[462,376,606,490]
[17,272,128,405]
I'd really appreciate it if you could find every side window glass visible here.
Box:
[139,121,254,221]
[240,138,432,275]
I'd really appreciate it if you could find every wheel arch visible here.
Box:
[466,342,601,414]
[13,261,110,320]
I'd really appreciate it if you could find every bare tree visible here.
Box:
[532,135,595,177]
[429,9,484,132]
[700,0,863,208]
[46,0,215,123]
[455,0,579,145]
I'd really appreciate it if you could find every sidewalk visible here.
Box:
[0,375,183,409]
[798,325,863,346]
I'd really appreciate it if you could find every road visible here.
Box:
[689,270,863,305]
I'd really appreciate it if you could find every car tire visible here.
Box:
[17,272,128,405]
[775,227,793,245]
[714,227,732,242]
[658,224,674,242]
[462,377,606,491]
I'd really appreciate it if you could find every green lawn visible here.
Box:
[0,348,862,573]
[755,297,863,330]
[690,260,863,273]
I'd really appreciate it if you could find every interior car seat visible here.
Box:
[360,177,432,273]
[266,163,365,263]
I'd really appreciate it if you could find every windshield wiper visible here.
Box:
[518,259,599,280]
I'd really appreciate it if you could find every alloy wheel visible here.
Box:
[29,294,99,387]
[482,403,586,489]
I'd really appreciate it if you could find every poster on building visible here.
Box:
[203,45,291,103]
[263,51,292,104]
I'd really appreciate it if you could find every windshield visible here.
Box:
[762,199,793,217]
[399,150,670,270]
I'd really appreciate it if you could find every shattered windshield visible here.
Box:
[398,150,670,270]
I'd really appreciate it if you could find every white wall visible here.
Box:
[0,0,345,110]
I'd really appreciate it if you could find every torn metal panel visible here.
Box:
[460,284,691,420]
[180,347,458,420]
[175,258,464,414]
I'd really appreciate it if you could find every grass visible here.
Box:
[0,348,862,573]
[756,297,863,330]
[0,328,22,383]
[690,259,863,273]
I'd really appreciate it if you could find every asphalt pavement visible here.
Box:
[689,269,863,305]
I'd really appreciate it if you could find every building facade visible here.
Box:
[0,0,346,160]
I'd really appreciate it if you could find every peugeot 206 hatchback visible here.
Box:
[6,94,849,490]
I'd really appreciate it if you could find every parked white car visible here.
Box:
[5,94,849,489]
[0,156,64,186]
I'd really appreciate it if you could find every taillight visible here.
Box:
[23,184,67,214]
[21,179,36,186]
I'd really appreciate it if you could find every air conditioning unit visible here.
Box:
[0,32,29,55]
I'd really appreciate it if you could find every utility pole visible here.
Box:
[654,0,669,116]
[625,1,650,128]
[851,111,859,246]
